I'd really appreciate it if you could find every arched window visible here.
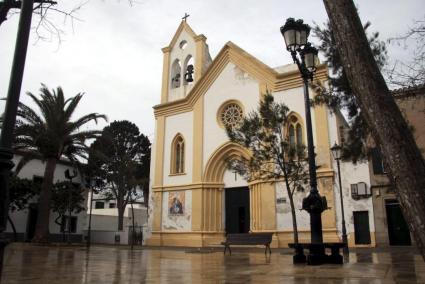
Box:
[171,134,185,174]
[289,124,296,148]
[287,114,304,150]
[171,59,182,89]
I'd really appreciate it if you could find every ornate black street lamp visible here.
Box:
[330,142,349,255]
[280,18,328,264]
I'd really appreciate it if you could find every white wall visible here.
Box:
[335,161,375,239]
[87,207,147,231]
[203,62,259,169]
[273,87,318,155]
[326,108,375,241]
[7,154,87,238]
[223,169,247,188]
[12,155,82,183]
[88,230,129,245]
[7,202,87,236]
[275,182,311,231]
[163,112,193,185]
[7,210,29,233]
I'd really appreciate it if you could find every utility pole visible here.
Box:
[0,0,34,278]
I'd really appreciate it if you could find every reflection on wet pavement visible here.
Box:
[2,244,424,283]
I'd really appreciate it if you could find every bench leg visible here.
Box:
[265,244,271,255]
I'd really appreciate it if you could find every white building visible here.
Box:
[6,152,87,242]
[85,191,148,245]
[146,21,375,248]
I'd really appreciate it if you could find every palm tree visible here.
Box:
[14,84,106,243]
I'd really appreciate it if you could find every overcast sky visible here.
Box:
[0,0,423,138]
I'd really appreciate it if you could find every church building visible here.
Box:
[146,21,375,248]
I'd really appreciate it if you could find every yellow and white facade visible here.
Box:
[146,21,376,248]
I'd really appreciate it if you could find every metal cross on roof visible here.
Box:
[182,13,190,22]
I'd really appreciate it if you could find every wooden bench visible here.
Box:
[288,242,346,264]
[221,233,273,255]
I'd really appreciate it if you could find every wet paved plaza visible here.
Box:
[2,243,425,283]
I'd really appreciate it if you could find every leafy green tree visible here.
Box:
[87,120,150,231]
[312,20,387,162]
[7,176,39,241]
[14,84,106,242]
[51,181,85,241]
[226,93,309,244]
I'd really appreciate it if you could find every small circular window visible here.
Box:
[220,103,244,129]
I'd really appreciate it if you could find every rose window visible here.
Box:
[220,103,243,128]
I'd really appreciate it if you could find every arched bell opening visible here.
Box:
[183,55,195,85]
[171,59,182,89]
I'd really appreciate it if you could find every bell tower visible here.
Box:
[160,19,212,103]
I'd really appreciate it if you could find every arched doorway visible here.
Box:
[203,142,251,234]
[223,169,250,234]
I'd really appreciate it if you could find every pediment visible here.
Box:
[154,41,327,117]
[164,21,199,51]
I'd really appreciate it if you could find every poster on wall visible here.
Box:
[168,191,185,215]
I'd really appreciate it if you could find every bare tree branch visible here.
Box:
[1,0,135,44]
[386,17,425,87]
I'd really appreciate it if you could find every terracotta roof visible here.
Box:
[391,84,425,98]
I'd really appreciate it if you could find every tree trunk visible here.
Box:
[323,0,425,260]
[7,215,17,242]
[288,194,299,244]
[282,165,299,244]
[117,203,125,231]
[54,214,65,242]
[130,201,135,249]
[32,157,57,243]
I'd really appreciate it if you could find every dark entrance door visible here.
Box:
[225,187,250,234]
[385,199,411,246]
[353,211,371,245]
[26,204,38,242]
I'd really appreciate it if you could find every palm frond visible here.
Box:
[63,93,83,122]
[14,84,106,163]
[68,113,108,131]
